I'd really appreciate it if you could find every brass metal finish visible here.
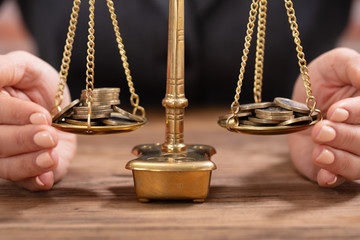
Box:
[106,0,145,117]
[126,144,216,202]
[52,99,80,122]
[126,0,216,202]
[223,0,322,135]
[52,121,146,135]
[52,0,146,135]
[52,94,147,135]
[231,0,259,114]
[219,96,321,135]
[131,171,212,202]
[253,0,267,103]
[128,144,216,172]
[161,0,188,153]
[218,116,319,135]
[52,0,81,114]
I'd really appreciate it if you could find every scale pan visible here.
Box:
[217,116,320,135]
[52,119,147,135]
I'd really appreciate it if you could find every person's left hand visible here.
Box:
[0,51,77,191]
[289,47,360,187]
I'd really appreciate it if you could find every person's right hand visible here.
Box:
[288,48,360,187]
[0,51,77,191]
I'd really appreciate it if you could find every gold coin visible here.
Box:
[274,97,309,114]
[91,101,120,106]
[239,102,273,111]
[52,99,80,122]
[81,91,120,96]
[218,112,252,121]
[112,106,145,122]
[65,118,99,126]
[81,88,120,94]
[110,112,140,123]
[256,113,294,121]
[80,97,119,103]
[81,93,119,100]
[74,105,111,111]
[248,116,281,124]
[255,107,293,116]
[74,109,113,115]
[278,116,313,126]
[239,119,264,126]
[102,118,133,126]
[80,99,120,106]
[72,113,111,120]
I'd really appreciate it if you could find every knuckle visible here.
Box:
[334,157,351,175]
[15,127,33,150]
[337,127,356,149]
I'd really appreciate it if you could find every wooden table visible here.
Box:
[1,109,360,239]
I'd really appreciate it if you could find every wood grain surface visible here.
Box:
[1,109,360,240]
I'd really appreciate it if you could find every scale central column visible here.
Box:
[126,0,216,203]
[162,0,187,153]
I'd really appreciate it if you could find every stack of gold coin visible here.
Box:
[80,88,120,106]
[234,97,314,127]
[53,88,145,127]
[68,88,120,120]
[72,105,113,120]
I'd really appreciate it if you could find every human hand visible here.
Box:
[0,51,77,191]
[288,47,360,187]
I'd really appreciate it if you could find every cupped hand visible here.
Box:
[0,51,76,191]
[289,47,360,187]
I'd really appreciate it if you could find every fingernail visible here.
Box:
[316,125,336,142]
[35,176,45,186]
[327,175,338,185]
[0,89,10,96]
[33,131,55,148]
[35,152,54,169]
[330,108,349,122]
[30,113,48,125]
[315,149,335,165]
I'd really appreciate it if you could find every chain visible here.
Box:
[85,0,96,130]
[284,0,318,114]
[231,0,260,115]
[253,0,267,103]
[106,0,145,117]
[52,0,81,115]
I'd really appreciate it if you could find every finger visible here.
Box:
[0,89,10,96]
[317,168,346,188]
[0,95,52,125]
[0,149,58,182]
[16,171,55,191]
[288,133,319,182]
[312,120,360,156]
[0,51,61,110]
[0,125,58,157]
[53,130,77,183]
[314,48,360,89]
[53,149,72,184]
[0,51,55,90]
[327,96,360,124]
[313,145,360,180]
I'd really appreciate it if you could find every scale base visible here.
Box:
[126,144,216,202]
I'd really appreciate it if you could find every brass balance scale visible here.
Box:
[52,0,321,202]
